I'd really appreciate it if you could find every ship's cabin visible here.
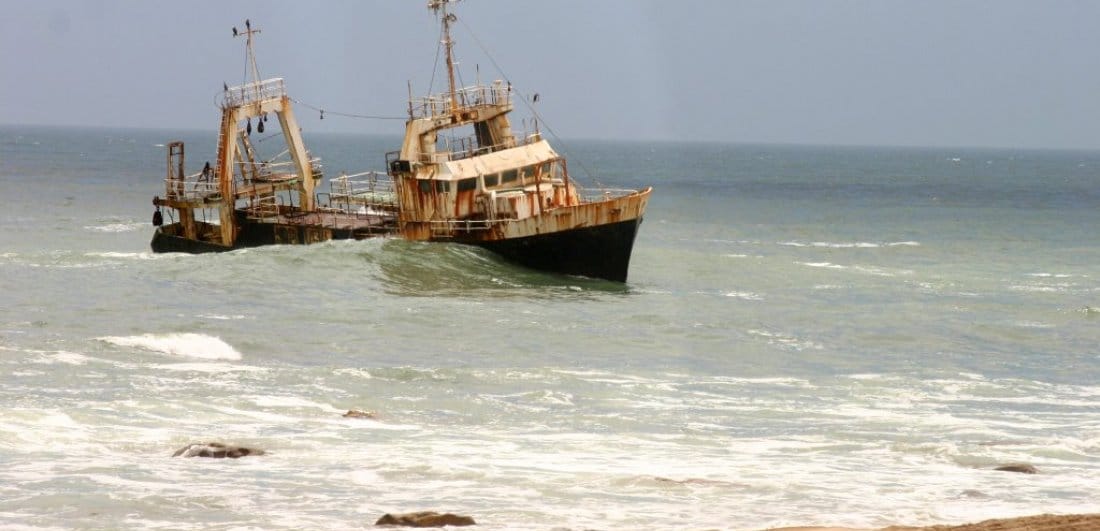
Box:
[407,139,579,221]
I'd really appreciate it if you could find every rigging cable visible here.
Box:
[426,20,446,99]
[290,98,406,121]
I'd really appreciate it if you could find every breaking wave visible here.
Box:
[98,333,242,360]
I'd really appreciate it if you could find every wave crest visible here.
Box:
[98,333,242,360]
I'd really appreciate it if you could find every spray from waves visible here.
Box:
[98,333,242,360]
[779,240,921,249]
[83,222,146,233]
[84,251,171,260]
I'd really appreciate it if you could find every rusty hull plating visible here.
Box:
[151,7,650,282]
[151,21,399,254]
[385,0,651,281]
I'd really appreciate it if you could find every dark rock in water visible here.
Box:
[172,442,265,459]
[960,489,990,498]
[343,409,377,419]
[653,476,736,487]
[994,463,1038,474]
[375,511,476,527]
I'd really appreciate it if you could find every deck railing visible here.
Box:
[325,171,398,213]
[578,188,640,203]
[165,172,221,201]
[409,83,511,120]
[220,78,286,108]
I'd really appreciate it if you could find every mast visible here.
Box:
[429,0,461,115]
[235,19,263,98]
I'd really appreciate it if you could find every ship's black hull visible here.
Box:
[465,217,644,282]
[150,214,384,253]
[153,215,644,282]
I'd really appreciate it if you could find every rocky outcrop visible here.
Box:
[343,409,377,419]
[172,442,265,458]
[994,463,1038,474]
[375,511,476,527]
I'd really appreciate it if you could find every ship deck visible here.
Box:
[250,209,398,232]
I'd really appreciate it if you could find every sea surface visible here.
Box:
[1,124,1099,530]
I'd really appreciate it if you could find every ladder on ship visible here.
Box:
[167,141,185,199]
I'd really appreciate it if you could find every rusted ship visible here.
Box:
[386,0,651,281]
[151,4,651,282]
[151,20,398,253]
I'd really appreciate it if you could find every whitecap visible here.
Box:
[780,241,918,249]
[724,291,764,301]
[84,251,165,260]
[84,222,145,233]
[31,351,91,365]
[799,261,845,269]
[198,314,249,321]
[1009,284,1067,293]
[747,329,823,351]
[796,261,910,277]
[98,333,242,360]
[150,362,264,373]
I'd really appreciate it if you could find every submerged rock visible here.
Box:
[343,409,377,419]
[654,476,737,487]
[994,463,1038,474]
[375,511,476,527]
[172,442,265,459]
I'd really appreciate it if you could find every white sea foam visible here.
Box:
[796,261,911,277]
[747,329,823,351]
[84,251,165,260]
[1009,284,1068,293]
[150,362,264,373]
[724,290,764,301]
[83,222,145,233]
[198,313,249,321]
[30,351,91,365]
[780,240,920,249]
[98,333,242,360]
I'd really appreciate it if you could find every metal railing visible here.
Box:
[428,218,496,237]
[409,83,511,120]
[220,78,286,108]
[326,171,398,214]
[579,188,640,203]
[165,172,221,201]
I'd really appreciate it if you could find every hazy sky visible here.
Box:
[3,1,1100,149]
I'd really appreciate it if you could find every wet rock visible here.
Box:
[994,463,1038,474]
[375,511,476,527]
[343,409,377,419]
[172,442,265,459]
[654,476,736,487]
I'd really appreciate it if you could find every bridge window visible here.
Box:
[502,169,518,184]
[483,173,499,187]
[457,178,477,192]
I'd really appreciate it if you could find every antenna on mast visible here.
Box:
[234,19,263,96]
[428,0,461,115]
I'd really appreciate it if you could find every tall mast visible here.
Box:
[429,0,461,115]
[234,19,262,97]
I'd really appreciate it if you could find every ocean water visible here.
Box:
[1,124,1099,530]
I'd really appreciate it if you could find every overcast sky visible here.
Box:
[3,1,1100,149]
